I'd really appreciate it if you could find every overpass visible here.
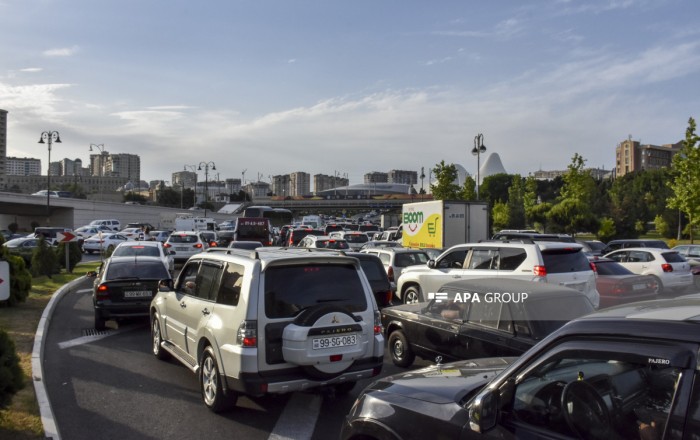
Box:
[0,192,412,232]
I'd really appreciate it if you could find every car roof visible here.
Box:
[437,278,585,299]
[606,247,676,253]
[200,246,362,269]
[106,256,164,264]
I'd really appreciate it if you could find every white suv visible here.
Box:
[396,241,599,308]
[163,231,209,264]
[150,247,385,412]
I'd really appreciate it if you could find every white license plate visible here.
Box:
[176,247,189,251]
[124,290,152,298]
[633,284,647,291]
[312,334,357,350]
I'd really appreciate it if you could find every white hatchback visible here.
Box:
[163,231,208,263]
[604,247,693,295]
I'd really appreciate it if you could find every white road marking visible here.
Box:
[268,393,322,440]
[58,325,140,349]
[76,288,93,294]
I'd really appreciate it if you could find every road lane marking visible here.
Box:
[76,288,92,294]
[268,393,322,440]
[58,324,143,349]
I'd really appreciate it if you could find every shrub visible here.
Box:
[30,237,59,278]
[7,222,18,234]
[597,217,617,243]
[0,328,24,408]
[0,237,32,306]
[55,241,83,273]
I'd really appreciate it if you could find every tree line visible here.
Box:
[431,117,700,242]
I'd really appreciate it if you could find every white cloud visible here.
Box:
[20,67,43,73]
[43,46,80,57]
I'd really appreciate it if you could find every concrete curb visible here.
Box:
[31,276,85,440]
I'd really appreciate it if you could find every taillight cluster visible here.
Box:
[95,284,110,300]
[661,263,673,273]
[163,243,171,248]
[237,320,257,347]
[387,266,395,282]
[373,310,383,335]
[533,265,547,277]
[194,243,203,249]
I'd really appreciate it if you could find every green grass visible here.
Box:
[0,261,100,439]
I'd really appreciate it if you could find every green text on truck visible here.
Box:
[401,200,489,249]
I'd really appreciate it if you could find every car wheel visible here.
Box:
[94,310,106,331]
[200,346,236,412]
[389,330,415,368]
[403,285,422,304]
[151,316,170,360]
[651,276,664,295]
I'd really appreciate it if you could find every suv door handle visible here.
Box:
[202,308,210,316]
[180,301,187,308]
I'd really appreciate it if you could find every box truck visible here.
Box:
[401,200,489,249]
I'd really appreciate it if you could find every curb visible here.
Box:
[31,276,85,440]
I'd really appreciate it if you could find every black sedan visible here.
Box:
[343,296,700,440]
[87,256,171,330]
[382,278,594,368]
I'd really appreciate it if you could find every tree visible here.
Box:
[506,175,526,229]
[547,154,597,235]
[430,161,461,200]
[667,117,700,242]
[458,175,476,201]
[479,173,512,205]
[31,237,59,278]
[597,218,617,243]
[156,187,182,208]
[0,329,24,407]
[491,201,510,232]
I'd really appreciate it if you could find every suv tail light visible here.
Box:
[590,262,597,273]
[373,310,382,335]
[237,320,258,347]
[533,265,547,277]
[387,266,395,282]
[662,263,673,272]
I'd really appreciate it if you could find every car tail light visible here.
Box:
[374,310,383,335]
[193,243,203,249]
[163,243,171,248]
[387,266,395,282]
[590,262,597,273]
[96,284,110,300]
[383,290,393,306]
[237,320,257,347]
[210,242,218,247]
[662,263,673,272]
[330,354,343,362]
[533,265,547,277]
[612,284,625,295]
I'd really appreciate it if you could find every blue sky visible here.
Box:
[1,0,699,186]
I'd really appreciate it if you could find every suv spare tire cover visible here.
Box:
[282,305,369,376]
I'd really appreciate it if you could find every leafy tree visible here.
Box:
[430,161,461,200]
[55,242,82,273]
[667,117,700,242]
[506,175,526,229]
[491,201,510,232]
[458,175,476,201]
[123,192,148,204]
[0,236,32,306]
[31,237,59,278]
[655,214,670,238]
[523,175,539,227]
[597,218,617,243]
[157,187,183,208]
[0,328,24,407]
[479,173,512,205]
[547,154,597,235]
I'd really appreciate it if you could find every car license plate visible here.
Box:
[312,334,357,350]
[176,247,188,251]
[633,284,647,291]
[124,290,152,298]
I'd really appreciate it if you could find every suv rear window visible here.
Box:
[264,264,368,318]
[541,249,591,273]
[394,252,430,267]
[107,261,169,279]
[662,252,685,263]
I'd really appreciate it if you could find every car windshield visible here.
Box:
[112,246,161,258]
[106,261,169,280]
[264,264,367,318]
[345,234,369,243]
[662,252,685,263]
[594,261,634,275]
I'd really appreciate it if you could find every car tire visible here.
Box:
[151,316,170,360]
[651,276,664,295]
[201,346,236,412]
[403,285,422,304]
[389,330,415,368]
[94,310,106,331]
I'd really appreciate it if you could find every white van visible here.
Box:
[89,219,121,231]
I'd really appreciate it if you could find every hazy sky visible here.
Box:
[1,0,699,186]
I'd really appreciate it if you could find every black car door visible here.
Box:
[461,299,522,358]
[413,298,469,361]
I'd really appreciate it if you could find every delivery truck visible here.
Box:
[401,200,489,249]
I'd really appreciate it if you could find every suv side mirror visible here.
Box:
[468,389,498,433]
[427,260,436,269]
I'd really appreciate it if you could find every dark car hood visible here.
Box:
[368,357,516,404]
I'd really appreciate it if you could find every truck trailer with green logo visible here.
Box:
[401,200,489,249]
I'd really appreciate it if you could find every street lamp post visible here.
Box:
[184,164,198,209]
[38,131,61,225]
[472,133,487,200]
[89,143,106,201]
[198,161,216,217]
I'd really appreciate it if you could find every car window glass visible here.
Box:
[686,372,700,438]
[629,250,649,263]
[594,261,633,276]
[358,260,386,282]
[379,254,391,265]
[107,261,169,280]
[437,249,468,269]
[607,251,625,262]
[468,298,502,328]
[541,250,591,273]
[467,249,499,270]
[662,252,685,263]
[195,262,222,301]
[264,264,367,318]
[498,304,513,333]
[510,348,683,438]
[499,247,527,270]
[177,261,200,296]
[216,263,244,306]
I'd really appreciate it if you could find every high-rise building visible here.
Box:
[271,174,290,197]
[364,172,388,184]
[388,169,417,185]
[289,171,311,197]
[615,137,682,177]
[59,158,83,176]
[0,109,7,189]
[172,170,197,189]
[89,151,110,177]
[314,173,349,194]
[6,157,41,176]
[105,153,140,183]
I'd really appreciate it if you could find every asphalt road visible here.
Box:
[41,274,431,440]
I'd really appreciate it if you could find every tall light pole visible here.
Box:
[38,131,61,225]
[184,164,197,209]
[89,143,106,201]
[198,161,216,217]
[420,167,425,201]
[472,133,487,200]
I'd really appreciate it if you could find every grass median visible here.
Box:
[0,261,100,440]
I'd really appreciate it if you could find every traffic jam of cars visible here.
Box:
[17,201,700,440]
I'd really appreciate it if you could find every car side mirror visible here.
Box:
[85,271,97,278]
[468,389,498,433]
[159,279,174,292]
[427,260,436,269]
